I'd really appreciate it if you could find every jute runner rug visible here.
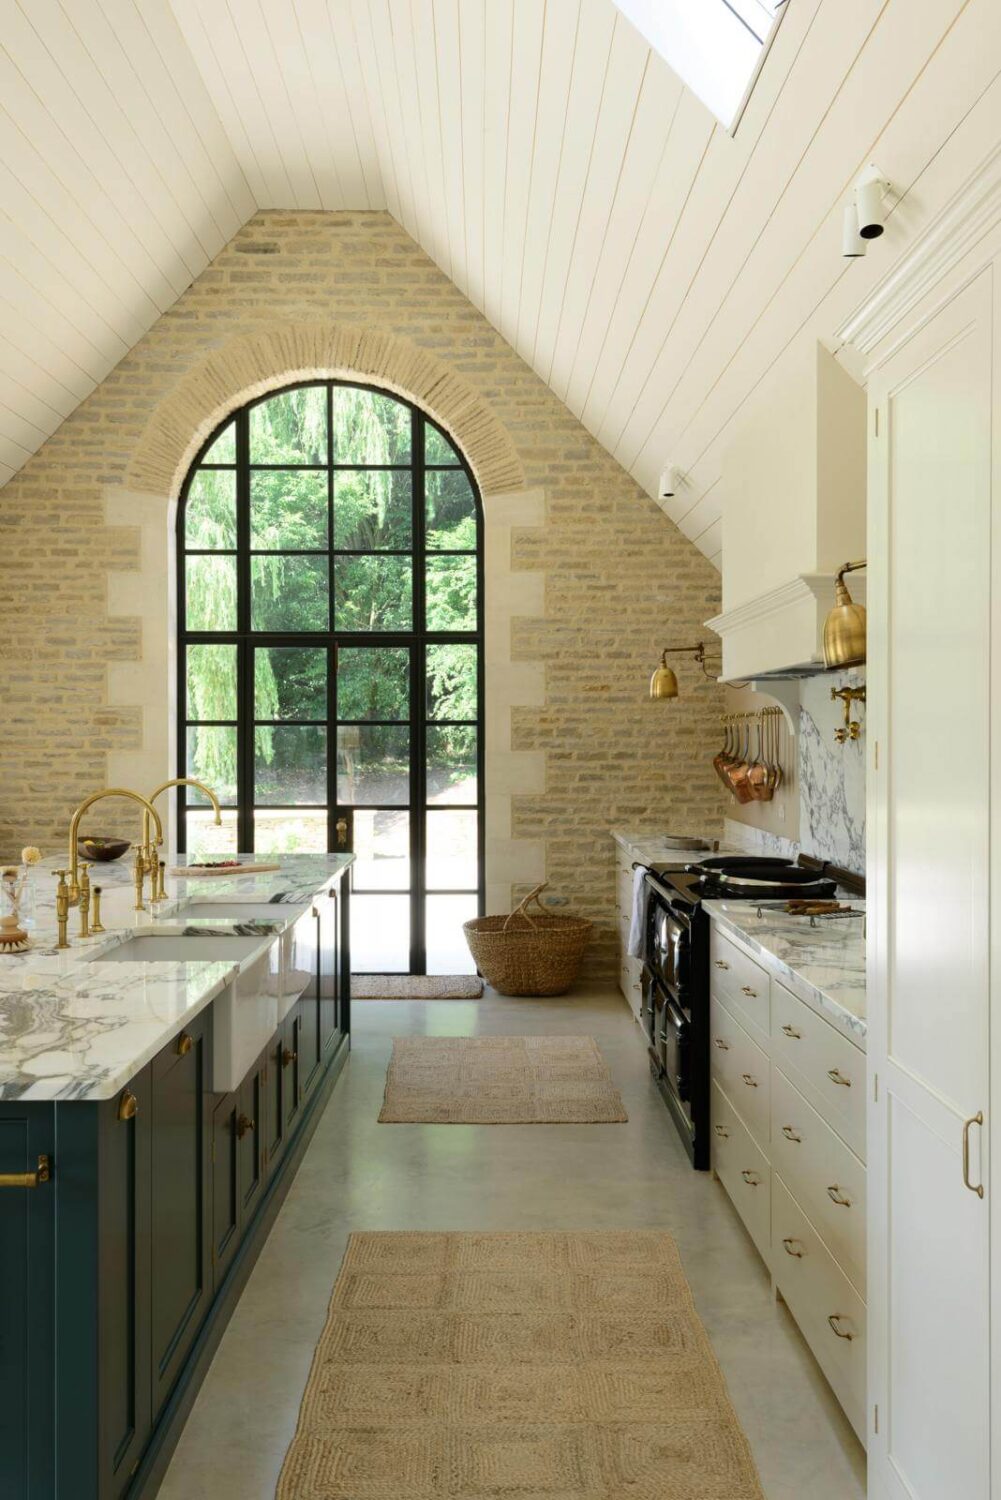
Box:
[378,1034,628,1124]
[277,1230,764,1499]
[353,975,485,999]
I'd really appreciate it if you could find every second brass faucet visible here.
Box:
[142,779,223,903]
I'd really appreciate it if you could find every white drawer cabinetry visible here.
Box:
[709,920,867,1445]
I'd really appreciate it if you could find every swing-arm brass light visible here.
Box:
[650,642,720,700]
[823,560,867,668]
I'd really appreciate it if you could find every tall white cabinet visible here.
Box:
[843,153,1001,1500]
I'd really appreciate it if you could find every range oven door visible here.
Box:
[646,887,690,997]
[658,994,691,1111]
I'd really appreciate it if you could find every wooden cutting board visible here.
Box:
[168,862,282,877]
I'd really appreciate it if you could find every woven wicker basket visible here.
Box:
[463,883,593,996]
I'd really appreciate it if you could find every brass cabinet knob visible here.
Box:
[827,1313,855,1341]
[741,1073,758,1088]
[740,1169,762,1187]
[827,1067,852,1087]
[741,985,758,997]
[782,1238,805,1258]
[827,1184,852,1207]
[176,1031,193,1057]
[781,1125,802,1143]
[118,1090,138,1121]
[781,1024,801,1039]
[281,1047,297,1067]
[713,1124,729,1139]
[714,959,730,970]
[712,1037,730,1051]
[236,1113,255,1140]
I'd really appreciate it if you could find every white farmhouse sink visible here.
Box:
[92,932,267,963]
[178,901,305,922]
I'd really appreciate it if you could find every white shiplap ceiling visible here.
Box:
[1,0,999,571]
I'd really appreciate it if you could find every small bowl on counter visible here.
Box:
[78,836,131,863]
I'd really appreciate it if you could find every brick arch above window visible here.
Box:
[126,322,525,503]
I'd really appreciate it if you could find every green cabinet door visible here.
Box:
[319,885,341,1056]
[237,1060,264,1223]
[211,1091,240,1290]
[149,1012,211,1419]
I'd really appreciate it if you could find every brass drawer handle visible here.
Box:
[827,1184,852,1207]
[741,985,758,997]
[740,1169,762,1187]
[177,1031,193,1057]
[781,1125,802,1143]
[281,1047,297,1067]
[963,1110,985,1198]
[741,1073,758,1088]
[713,1124,730,1139]
[781,1024,801,1039]
[782,1237,804,1258]
[712,1037,730,1051]
[714,959,730,970]
[827,1314,856,1341]
[0,1154,51,1189]
[118,1090,138,1121]
[236,1114,255,1140]
[827,1068,852,1087]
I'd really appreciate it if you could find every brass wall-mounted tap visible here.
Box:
[832,685,867,744]
[68,788,164,915]
[142,778,222,901]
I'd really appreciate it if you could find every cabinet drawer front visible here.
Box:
[617,865,635,915]
[710,1081,770,1263]
[619,957,642,1016]
[709,996,770,1152]
[771,1175,866,1445]
[709,927,769,1040]
[770,1068,866,1296]
[771,980,865,1160]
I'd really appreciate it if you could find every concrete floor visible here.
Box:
[158,985,866,1500]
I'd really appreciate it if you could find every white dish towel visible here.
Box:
[627,864,648,959]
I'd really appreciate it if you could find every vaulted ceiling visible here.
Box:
[1,0,998,569]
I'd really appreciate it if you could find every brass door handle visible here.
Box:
[0,1154,51,1188]
[118,1090,138,1121]
[781,1125,802,1143]
[335,817,348,847]
[827,1068,852,1087]
[963,1110,985,1198]
[281,1047,297,1067]
[781,1024,801,1039]
[741,1073,758,1088]
[740,1169,762,1187]
[712,1037,730,1051]
[177,1031,193,1056]
[782,1237,804,1258]
[713,1124,729,1139]
[236,1114,255,1140]
[827,1314,855,1341]
[714,959,730,970]
[827,1184,852,1207]
[741,985,758,997]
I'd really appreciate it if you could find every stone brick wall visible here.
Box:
[0,212,726,975]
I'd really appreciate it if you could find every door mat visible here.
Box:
[353,974,484,999]
[277,1230,764,1500]
[378,1034,628,1123]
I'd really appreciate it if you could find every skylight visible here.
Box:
[611,0,787,131]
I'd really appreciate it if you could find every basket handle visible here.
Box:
[502,882,549,931]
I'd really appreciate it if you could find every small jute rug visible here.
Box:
[378,1035,628,1124]
[353,975,485,1000]
[276,1230,764,1499]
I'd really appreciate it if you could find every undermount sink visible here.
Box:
[91,932,268,963]
[178,901,304,922]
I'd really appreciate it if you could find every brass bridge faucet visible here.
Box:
[65,788,165,941]
[142,778,222,903]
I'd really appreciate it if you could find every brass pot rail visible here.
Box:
[715,709,785,803]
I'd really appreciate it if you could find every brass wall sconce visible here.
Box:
[832,685,866,743]
[824,560,867,668]
[650,642,720,700]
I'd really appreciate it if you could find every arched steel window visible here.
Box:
[176,380,484,974]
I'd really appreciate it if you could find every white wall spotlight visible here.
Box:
[658,464,686,500]
[842,202,867,258]
[855,163,888,240]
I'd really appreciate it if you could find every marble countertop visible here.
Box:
[0,853,353,1102]
[703,898,867,1047]
[611,828,725,865]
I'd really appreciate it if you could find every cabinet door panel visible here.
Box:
[211,1092,239,1289]
[283,1011,303,1132]
[265,1032,287,1171]
[150,1018,211,1417]
[237,1063,264,1221]
[320,887,340,1053]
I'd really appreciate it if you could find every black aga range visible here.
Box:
[639,855,844,1169]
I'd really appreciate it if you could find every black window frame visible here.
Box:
[176,378,485,974]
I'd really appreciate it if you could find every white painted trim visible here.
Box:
[835,143,1001,358]
[706,572,839,636]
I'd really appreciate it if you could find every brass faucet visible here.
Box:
[142,778,222,901]
[68,788,164,920]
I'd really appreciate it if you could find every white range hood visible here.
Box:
[708,339,866,682]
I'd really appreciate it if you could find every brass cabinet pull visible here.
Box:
[781,1024,801,1039]
[782,1237,804,1258]
[741,1072,758,1088]
[0,1154,51,1189]
[713,1124,729,1139]
[712,1037,730,1051]
[827,1184,852,1207]
[827,1068,852,1087]
[827,1314,855,1341]
[714,959,730,970]
[963,1110,985,1198]
[281,1047,297,1067]
[740,1169,762,1187]
[741,984,758,997]
[781,1125,802,1143]
[118,1090,138,1121]
[236,1114,255,1140]
[176,1031,193,1057]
